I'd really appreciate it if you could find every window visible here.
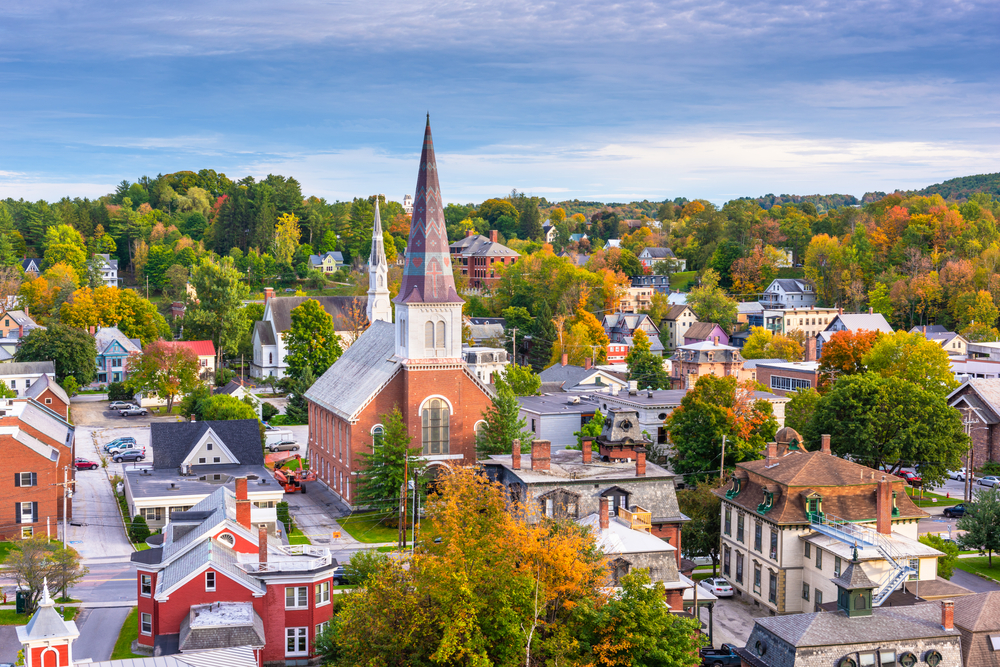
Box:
[770,375,811,391]
[140,507,162,522]
[316,621,330,637]
[737,514,744,543]
[724,508,731,535]
[879,650,896,666]
[8,380,14,389]
[205,571,216,591]
[436,321,445,349]
[111,358,121,368]
[18,502,36,523]
[804,542,811,558]
[770,529,778,559]
[315,581,331,605]
[372,425,384,447]
[754,522,762,552]
[723,547,731,576]
[286,586,309,608]
[141,612,152,635]
[768,571,777,603]
[15,472,36,487]
[814,589,823,608]
[802,582,809,601]
[285,627,308,656]
[213,457,220,463]
[834,556,842,577]
[141,574,152,596]
[909,558,919,581]
[858,651,876,667]
[21,526,33,538]
[753,564,761,594]
[421,398,450,455]
[207,443,213,450]
[199,458,206,463]
[253,500,275,509]
[45,398,51,404]
[736,553,744,584]
[425,321,434,348]
[816,549,823,569]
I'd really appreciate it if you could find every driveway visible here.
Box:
[74,607,133,661]
[699,595,771,649]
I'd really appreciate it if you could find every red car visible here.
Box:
[75,457,99,471]
[899,470,922,485]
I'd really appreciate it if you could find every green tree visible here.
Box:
[42,224,87,280]
[355,408,423,514]
[527,301,556,372]
[958,486,1000,566]
[667,375,778,480]
[0,380,15,399]
[918,534,958,580]
[144,245,175,289]
[185,256,251,367]
[676,479,723,575]
[476,384,534,457]
[495,363,541,396]
[179,384,212,420]
[862,330,958,397]
[202,394,259,421]
[344,549,391,586]
[129,515,151,543]
[785,387,820,434]
[282,298,343,379]
[284,367,313,424]
[686,269,738,332]
[572,409,604,449]
[15,324,97,384]
[626,329,670,389]
[806,372,966,486]
[125,340,202,413]
[6,537,88,614]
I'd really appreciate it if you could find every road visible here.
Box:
[74,607,133,661]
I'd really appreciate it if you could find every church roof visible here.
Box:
[396,116,463,305]
[370,200,387,268]
[304,320,401,421]
[266,296,362,333]
[16,580,79,644]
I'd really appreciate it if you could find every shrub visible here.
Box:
[262,401,279,421]
[61,376,79,397]
[215,367,236,386]
[107,382,133,402]
[980,461,1000,476]
[344,549,390,586]
[129,515,150,543]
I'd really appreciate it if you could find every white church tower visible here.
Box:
[367,200,393,324]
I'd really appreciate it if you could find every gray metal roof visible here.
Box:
[18,400,73,448]
[1,309,36,326]
[158,538,264,597]
[85,646,258,667]
[95,327,142,355]
[150,420,265,470]
[24,373,69,405]
[517,393,601,415]
[266,295,361,334]
[252,320,275,346]
[161,487,233,562]
[0,360,55,376]
[304,320,401,421]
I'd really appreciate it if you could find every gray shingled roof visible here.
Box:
[162,488,233,562]
[639,247,676,259]
[179,603,266,651]
[252,320,275,346]
[267,296,362,333]
[2,309,36,326]
[769,278,813,293]
[539,364,606,388]
[24,373,69,405]
[830,558,878,590]
[1,360,55,375]
[150,420,264,470]
[94,327,142,355]
[304,320,400,421]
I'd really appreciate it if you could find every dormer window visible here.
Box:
[758,490,775,514]
[806,495,823,521]
[726,477,742,498]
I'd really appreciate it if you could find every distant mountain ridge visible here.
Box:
[910,172,1000,200]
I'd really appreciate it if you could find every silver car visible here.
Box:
[980,476,1000,487]
[268,441,300,453]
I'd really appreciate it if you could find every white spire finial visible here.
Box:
[367,197,392,325]
[41,577,52,606]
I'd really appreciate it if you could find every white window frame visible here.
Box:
[140,574,152,597]
[285,586,309,609]
[21,526,33,539]
[316,620,329,636]
[205,571,216,591]
[141,612,152,635]
[285,627,308,656]
[18,472,34,487]
[20,502,34,523]
[315,581,330,606]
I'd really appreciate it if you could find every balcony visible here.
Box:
[238,545,336,573]
[618,505,652,533]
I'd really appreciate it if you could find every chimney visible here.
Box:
[190,414,196,422]
[511,438,521,470]
[804,335,816,361]
[876,476,892,535]
[562,353,568,367]
[582,438,592,463]
[636,450,646,477]
[89,325,95,335]
[531,439,550,472]
[765,441,778,467]
[258,525,268,564]
[820,434,831,455]
[584,357,592,370]
[264,287,274,305]
[869,307,874,315]
[941,600,954,631]
[466,229,475,238]
[922,325,927,336]
[713,335,719,345]
[599,496,610,530]
[235,477,251,530]
[490,229,498,243]
[838,306,844,315]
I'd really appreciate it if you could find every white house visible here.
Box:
[759,279,817,309]
[90,253,120,287]
[815,311,894,357]
[0,361,56,397]
[637,247,686,271]
[463,346,509,384]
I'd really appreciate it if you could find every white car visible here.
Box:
[699,577,733,597]
[949,470,968,481]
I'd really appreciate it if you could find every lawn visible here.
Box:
[340,513,413,544]
[0,541,15,563]
[111,607,145,659]
[288,532,312,545]
[955,556,1000,582]
[0,606,78,625]
[669,271,696,290]
[905,487,961,508]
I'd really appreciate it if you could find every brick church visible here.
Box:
[305,117,494,504]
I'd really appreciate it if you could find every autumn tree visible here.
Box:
[741,326,804,361]
[43,225,87,281]
[283,298,343,379]
[687,269,738,333]
[862,330,958,396]
[626,329,670,389]
[59,285,170,345]
[817,329,879,389]
[125,340,201,412]
[274,212,301,266]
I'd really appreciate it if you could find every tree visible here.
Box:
[677,479,723,575]
[862,330,959,397]
[15,324,97,384]
[741,326,804,361]
[185,256,251,368]
[129,514,151,543]
[785,387,820,434]
[573,409,604,449]
[806,372,966,487]
[355,408,423,514]
[284,367,313,424]
[626,329,670,389]
[527,302,557,372]
[274,212,301,265]
[125,340,201,413]
[144,245,175,289]
[919,534,958,580]
[667,375,778,480]
[6,537,88,614]
[958,486,1000,566]
[282,298,343,379]
[817,329,879,389]
[495,363,541,396]
[59,285,170,346]
[42,225,87,281]
[687,269,738,332]
[476,384,534,457]
[202,394,259,421]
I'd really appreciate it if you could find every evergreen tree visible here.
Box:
[958,486,1000,566]
[519,201,543,240]
[355,408,423,514]
[528,301,556,372]
[284,367,313,424]
[625,329,670,389]
[476,384,534,457]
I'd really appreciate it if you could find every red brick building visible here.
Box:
[305,118,495,506]
[949,378,1000,470]
[2,398,75,540]
[449,229,520,289]
[24,373,69,420]
[131,480,338,664]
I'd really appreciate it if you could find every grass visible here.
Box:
[955,555,1000,582]
[340,513,413,544]
[376,546,397,553]
[288,532,312,545]
[134,543,151,551]
[692,571,717,581]
[111,607,145,659]
[270,414,307,426]
[0,606,78,625]
[0,541,16,564]
[669,270,696,290]
[905,487,961,508]
[333,585,355,590]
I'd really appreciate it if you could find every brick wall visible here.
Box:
[754,366,817,397]
[0,418,72,539]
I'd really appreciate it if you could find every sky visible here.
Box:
[0,0,998,205]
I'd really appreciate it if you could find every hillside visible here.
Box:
[913,172,1000,200]
[751,193,859,212]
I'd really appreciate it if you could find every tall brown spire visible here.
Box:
[396,116,463,304]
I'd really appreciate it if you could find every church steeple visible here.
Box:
[367,199,392,324]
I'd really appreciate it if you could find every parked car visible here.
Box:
[700,643,741,666]
[948,469,968,481]
[899,470,922,485]
[699,577,733,597]
[103,436,137,452]
[268,441,300,453]
[980,476,1000,487]
[74,457,99,470]
[684,553,713,567]
[108,442,145,455]
[121,406,148,417]
[108,401,134,411]
[943,504,966,518]
[113,450,145,463]
[331,566,347,585]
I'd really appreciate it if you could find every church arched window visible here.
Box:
[372,425,384,448]
[436,321,446,349]
[425,321,434,349]
[421,397,450,455]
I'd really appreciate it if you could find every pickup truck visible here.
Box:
[700,644,741,666]
[108,441,146,456]
[121,406,148,417]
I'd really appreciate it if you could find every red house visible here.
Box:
[131,478,338,664]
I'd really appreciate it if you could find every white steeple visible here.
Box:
[367,200,393,324]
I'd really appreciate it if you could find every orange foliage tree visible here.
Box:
[817,329,880,390]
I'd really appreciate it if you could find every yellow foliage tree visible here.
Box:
[274,213,300,266]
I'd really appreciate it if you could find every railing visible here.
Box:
[239,553,334,573]
[618,506,652,533]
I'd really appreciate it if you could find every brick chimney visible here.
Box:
[764,441,778,467]
[713,335,719,345]
[235,477,251,530]
[490,229,498,243]
[264,287,274,305]
[561,353,569,367]
[941,600,954,631]
[531,440,550,472]
[584,357,592,370]
[869,307,874,315]
[466,229,475,238]
[838,306,844,315]
[511,438,521,470]
[922,325,927,336]
[636,450,646,477]
[805,335,817,361]
[582,438,593,464]
[89,325,95,335]
[258,525,268,564]
[190,414,196,422]
[876,476,892,535]
[820,434,831,455]
[599,496,610,530]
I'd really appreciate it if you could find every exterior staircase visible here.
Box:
[809,513,915,606]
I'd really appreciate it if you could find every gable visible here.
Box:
[182,428,240,467]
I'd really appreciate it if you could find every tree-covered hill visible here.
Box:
[913,172,1000,200]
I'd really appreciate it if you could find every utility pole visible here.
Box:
[511,328,518,365]
[962,408,976,503]
[398,456,409,549]
[56,466,75,549]
[720,435,727,481]
[411,474,418,559]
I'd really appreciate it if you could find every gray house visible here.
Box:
[517,393,601,447]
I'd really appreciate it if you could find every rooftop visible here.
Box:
[517,393,601,415]
[150,419,265,469]
[0,360,56,376]
[125,465,277,500]
[578,513,676,555]
[486,447,673,483]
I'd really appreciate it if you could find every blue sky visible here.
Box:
[1,0,998,205]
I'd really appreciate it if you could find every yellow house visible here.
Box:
[309,251,345,273]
